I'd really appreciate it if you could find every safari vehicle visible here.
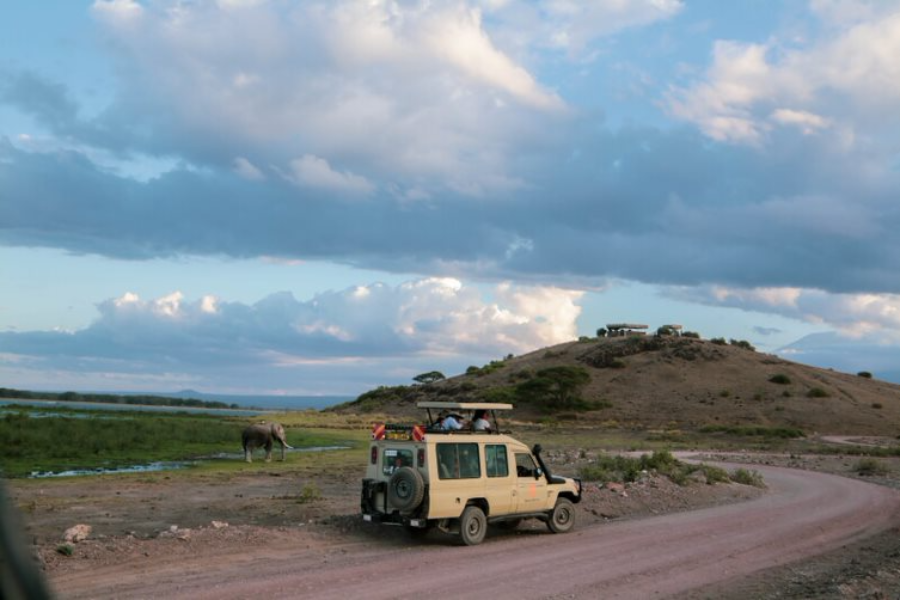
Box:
[360,402,582,545]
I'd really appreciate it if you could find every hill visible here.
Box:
[334,335,900,436]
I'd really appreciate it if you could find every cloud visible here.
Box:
[286,155,374,195]
[674,285,900,343]
[0,279,582,394]
[79,0,574,195]
[233,157,264,180]
[668,8,900,145]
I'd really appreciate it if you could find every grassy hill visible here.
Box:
[333,335,900,436]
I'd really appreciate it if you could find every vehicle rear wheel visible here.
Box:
[459,506,487,546]
[547,498,575,534]
[388,467,425,511]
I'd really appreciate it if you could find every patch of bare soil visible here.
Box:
[8,445,900,598]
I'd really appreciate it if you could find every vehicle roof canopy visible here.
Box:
[417,401,513,411]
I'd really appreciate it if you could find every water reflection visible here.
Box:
[29,445,352,478]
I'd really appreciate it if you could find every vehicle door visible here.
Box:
[482,443,514,515]
[513,453,547,513]
[431,442,483,518]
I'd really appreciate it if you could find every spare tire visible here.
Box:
[388,467,425,511]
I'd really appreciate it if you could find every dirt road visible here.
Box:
[48,462,900,599]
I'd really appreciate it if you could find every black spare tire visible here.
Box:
[388,467,425,511]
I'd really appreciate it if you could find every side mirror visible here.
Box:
[534,467,543,479]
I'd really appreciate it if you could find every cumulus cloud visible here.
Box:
[669,8,900,145]
[77,0,573,195]
[0,279,582,393]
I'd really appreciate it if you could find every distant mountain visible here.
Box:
[163,390,351,410]
[777,332,900,384]
[333,335,900,436]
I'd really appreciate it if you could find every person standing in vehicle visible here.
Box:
[472,410,492,432]
[440,412,465,430]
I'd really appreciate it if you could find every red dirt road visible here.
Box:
[51,463,900,599]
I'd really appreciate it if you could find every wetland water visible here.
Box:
[28,446,353,478]
[0,398,268,417]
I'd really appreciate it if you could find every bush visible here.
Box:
[700,425,805,439]
[730,468,766,487]
[297,482,322,504]
[768,374,791,385]
[807,387,830,398]
[710,337,727,346]
[873,403,883,409]
[857,371,873,379]
[56,544,74,557]
[855,458,889,477]
[696,464,730,485]
[682,331,701,339]
[729,339,756,351]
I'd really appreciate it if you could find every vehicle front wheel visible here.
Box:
[459,506,487,546]
[547,498,575,534]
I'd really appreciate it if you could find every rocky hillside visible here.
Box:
[334,335,900,436]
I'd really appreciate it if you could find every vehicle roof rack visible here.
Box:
[416,401,513,410]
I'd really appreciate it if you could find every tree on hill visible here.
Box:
[412,371,445,385]
[516,366,591,410]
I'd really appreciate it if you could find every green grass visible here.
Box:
[0,407,367,478]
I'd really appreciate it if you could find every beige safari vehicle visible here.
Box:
[361,402,583,545]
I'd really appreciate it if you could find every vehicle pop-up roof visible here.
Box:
[417,401,513,433]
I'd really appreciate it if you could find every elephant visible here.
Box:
[242,422,293,463]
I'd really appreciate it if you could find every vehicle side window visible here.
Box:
[485,444,509,478]
[382,448,413,476]
[515,453,538,478]
[436,443,481,479]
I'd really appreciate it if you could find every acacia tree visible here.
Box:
[412,371,446,385]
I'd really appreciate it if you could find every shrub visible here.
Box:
[857,371,873,379]
[807,387,830,398]
[682,331,701,339]
[697,464,730,485]
[56,544,74,557]
[768,374,791,385]
[873,403,883,409]
[466,366,480,375]
[700,425,804,439]
[297,482,322,504]
[855,458,889,477]
[729,339,756,351]
[516,366,591,411]
[710,337,727,346]
[730,468,766,487]
[609,359,627,369]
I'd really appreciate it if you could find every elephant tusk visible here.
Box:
[284,443,294,449]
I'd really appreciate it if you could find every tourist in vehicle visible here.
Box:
[472,410,492,432]
[438,412,465,430]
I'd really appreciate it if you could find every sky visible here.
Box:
[3,0,900,397]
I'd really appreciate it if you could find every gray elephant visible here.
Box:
[242,422,293,463]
